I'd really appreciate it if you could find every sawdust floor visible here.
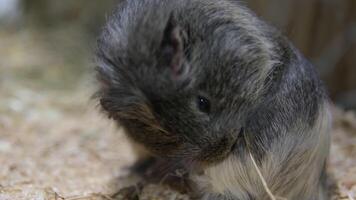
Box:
[0,28,355,200]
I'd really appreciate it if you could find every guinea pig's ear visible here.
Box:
[158,14,187,76]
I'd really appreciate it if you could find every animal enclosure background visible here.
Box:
[0,0,355,199]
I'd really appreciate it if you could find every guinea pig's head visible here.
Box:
[95,1,279,166]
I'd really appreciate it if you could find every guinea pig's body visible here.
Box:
[95,0,331,199]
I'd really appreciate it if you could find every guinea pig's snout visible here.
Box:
[197,128,242,163]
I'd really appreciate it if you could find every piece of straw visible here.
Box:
[249,152,277,200]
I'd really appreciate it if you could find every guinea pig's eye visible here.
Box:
[197,96,211,113]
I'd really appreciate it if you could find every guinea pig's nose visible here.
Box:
[197,129,242,164]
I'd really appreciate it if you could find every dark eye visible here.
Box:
[197,96,211,113]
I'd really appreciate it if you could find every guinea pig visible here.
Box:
[94,0,332,199]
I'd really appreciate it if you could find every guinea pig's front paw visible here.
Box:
[129,157,193,194]
[129,157,179,181]
[112,184,143,200]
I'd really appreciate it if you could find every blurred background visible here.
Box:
[0,0,356,199]
[0,0,355,109]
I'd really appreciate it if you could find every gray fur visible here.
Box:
[94,0,331,199]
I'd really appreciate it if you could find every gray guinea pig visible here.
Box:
[94,0,332,199]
